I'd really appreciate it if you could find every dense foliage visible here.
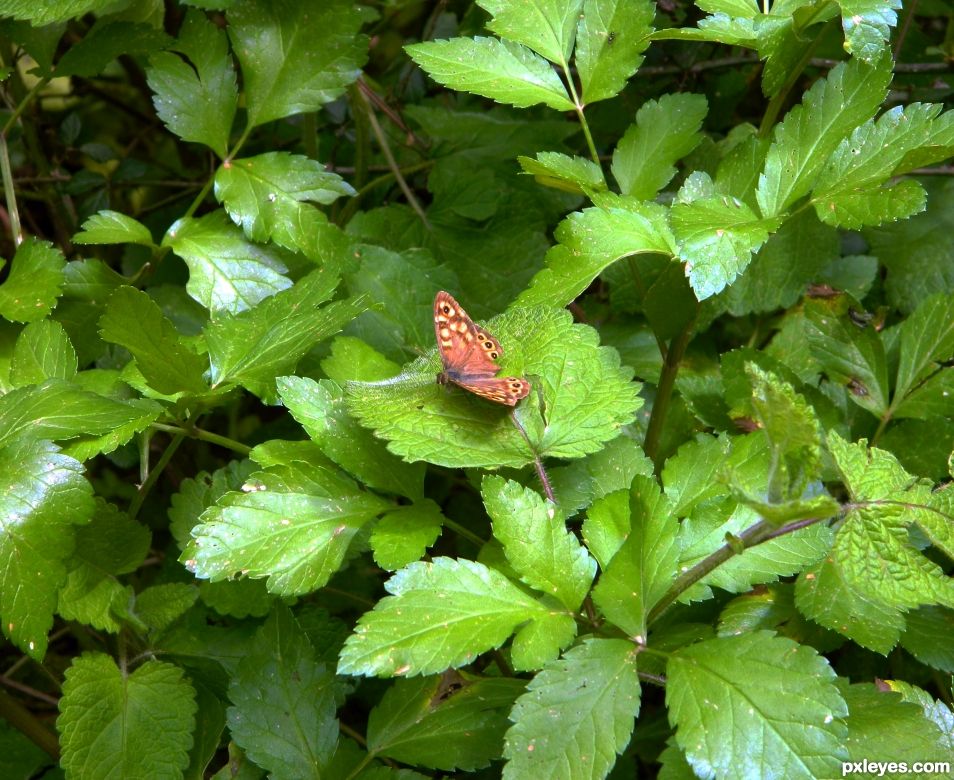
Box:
[0,0,952,778]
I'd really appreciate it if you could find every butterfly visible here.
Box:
[434,291,531,406]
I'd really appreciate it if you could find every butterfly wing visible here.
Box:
[434,290,503,376]
[452,376,531,407]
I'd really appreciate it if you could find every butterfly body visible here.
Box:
[433,291,531,406]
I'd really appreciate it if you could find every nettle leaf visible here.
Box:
[575,0,655,104]
[322,336,401,382]
[516,200,676,308]
[370,501,444,572]
[164,211,293,315]
[367,674,524,771]
[483,476,596,610]
[206,269,366,400]
[73,209,155,247]
[337,558,565,677]
[671,185,781,300]
[228,608,337,777]
[99,286,209,395]
[836,0,901,61]
[347,306,640,469]
[611,94,707,199]
[803,294,889,415]
[228,0,367,127]
[57,654,197,779]
[502,638,640,780]
[278,376,425,500]
[10,319,77,386]
[215,151,354,256]
[592,476,680,638]
[185,455,390,597]
[479,0,583,64]
[0,237,65,323]
[667,632,847,780]
[0,378,161,452]
[756,53,892,218]
[132,583,198,633]
[146,9,237,158]
[55,21,171,78]
[517,152,606,194]
[0,438,93,658]
[406,37,574,111]
[58,499,150,634]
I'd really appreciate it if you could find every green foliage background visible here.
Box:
[0,0,952,778]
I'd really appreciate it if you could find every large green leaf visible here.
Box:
[575,0,655,104]
[10,319,77,387]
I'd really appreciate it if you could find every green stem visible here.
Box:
[149,422,252,456]
[561,62,601,169]
[0,688,59,760]
[0,133,21,245]
[129,433,185,519]
[336,161,433,226]
[441,517,486,549]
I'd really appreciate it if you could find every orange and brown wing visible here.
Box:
[452,376,531,407]
[434,291,503,375]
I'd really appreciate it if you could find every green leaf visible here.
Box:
[502,638,640,780]
[164,211,293,315]
[371,502,444,572]
[575,0,655,104]
[337,558,560,677]
[73,209,155,246]
[55,21,170,78]
[667,632,847,780]
[227,608,337,777]
[58,499,150,634]
[816,175,927,230]
[517,152,606,194]
[836,0,901,61]
[482,476,596,610]
[10,319,77,386]
[206,269,365,400]
[901,606,954,673]
[894,293,954,405]
[611,94,708,199]
[662,434,729,517]
[582,490,630,569]
[321,336,401,382]
[278,376,425,500]
[215,151,354,256]
[0,438,93,657]
[478,0,583,64]
[0,378,161,451]
[185,456,390,597]
[804,295,889,415]
[146,9,238,157]
[756,53,892,217]
[672,187,781,300]
[405,37,574,111]
[131,583,198,633]
[0,0,104,25]
[347,306,640,468]
[367,674,524,771]
[516,200,676,308]
[592,476,680,637]
[99,286,209,395]
[0,237,65,323]
[228,0,367,127]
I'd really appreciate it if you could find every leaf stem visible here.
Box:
[561,62,601,169]
[129,433,185,519]
[509,410,555,502]
[0,688,59,760]
[0,133,22,246]
[441,517,486,549]
[149,422,252,456]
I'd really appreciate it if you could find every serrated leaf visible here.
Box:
[347,306,640,468]
[516,200,676,308]
[227,608,337,778]
[479,0,583,64]
[483,476,596,610]
[510,610,577,671]
[592,476,680,637]
[146,9,237,157]
[215,151,354,256]
[371,502,444,572]
[134,584,198,633]
[206,269,365,400]
[368,674,524,771]
[164,211,293,315]
[836,0,901,61]
[58,655,196,779]
[406,37,574,111]
[10,319,77,386]
[662,434,730,517]
[575,0,655,104]
[0,0,105,25]
[185,457,390,597]
[517,152,606,194]
[894,292,954,404]
[756,53,892,217]
[228,0,367,127]
[321,336,401,382]
[55,21,170,78]
[278,376,424,500]
[0,438,93,658]
[611,94,707,199]
[99,286,209,395]
[73,209,155,246]
[0,237,65,323]
[667,632,847,780]
[503,638,640,780]
[816,177,927,229]
[581,490,630,569]
[337,558,559,677]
